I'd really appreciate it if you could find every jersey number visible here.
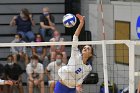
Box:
[75,68,82,74]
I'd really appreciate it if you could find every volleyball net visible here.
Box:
[0,40,138,93]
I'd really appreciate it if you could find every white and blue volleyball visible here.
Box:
[63,13,77,28]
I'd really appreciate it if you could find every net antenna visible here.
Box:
[98,0,109,93]
[99,0,105,40]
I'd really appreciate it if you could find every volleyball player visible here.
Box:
[54,14,93,93]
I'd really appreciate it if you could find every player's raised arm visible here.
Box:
[74,14,85,37]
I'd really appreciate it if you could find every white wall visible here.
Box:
[112,1,140,89]
[112,1,140,40]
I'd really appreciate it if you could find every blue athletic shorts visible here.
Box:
[54,81,76,93]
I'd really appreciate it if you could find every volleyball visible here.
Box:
[62,13,77,28]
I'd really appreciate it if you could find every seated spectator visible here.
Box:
[0,63,5,92]
[10,8,35,42]
[31,34,48,67]
[4,55,24,93]
[11,34,29,66]
[0,79,13,85]
[50,30,67,64]
[40,7,56,41]
[26,55,44,93]
[0,64,5,80]
[46,53,65,93]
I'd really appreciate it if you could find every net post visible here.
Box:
[129,41,135,93]
[102,40,109,93]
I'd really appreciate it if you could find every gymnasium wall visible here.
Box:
[112,1,140,88]
[85,0,140,91]
[87,1,130,91]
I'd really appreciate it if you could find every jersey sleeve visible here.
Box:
[71,35,80,57]
[76,73,89,85]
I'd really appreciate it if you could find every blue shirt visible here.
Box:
[15,16,32,32]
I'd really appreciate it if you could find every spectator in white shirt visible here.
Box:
[46,53,65,93]
[26,55,44,93]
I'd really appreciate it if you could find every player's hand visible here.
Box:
[76,85,83,93]
[76,14,85,23]
[5,80,13,86]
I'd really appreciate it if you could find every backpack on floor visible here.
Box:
[83,72,98,84]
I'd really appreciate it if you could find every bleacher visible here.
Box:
[0,0,72,57]
[0,0,72,92]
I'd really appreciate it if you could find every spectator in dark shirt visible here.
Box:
[4,55,24,93]
[10,8,35,42]
[40,7,56,42]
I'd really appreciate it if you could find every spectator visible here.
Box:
[11,34,29,66]
[50,30,67,64]
[26,55,44,93]
[0,69,13,92]
[46,53,65,93]
[4,55,24,93]
[32,33,48,67]
[0,79,13,85]
[40,7,56,41]
[0,64,5,80]
[10,8,35,42]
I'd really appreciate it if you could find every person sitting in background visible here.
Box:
[4,55,24,93]
[0,79,13,85]
[26,55,44,93]
[11,34,29,66]
[40,7,56,41]
[50,30,67,64]
[46,53,65,93]
[0,63,12,92]
[10,8,35,42]
[31,34,48,67]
